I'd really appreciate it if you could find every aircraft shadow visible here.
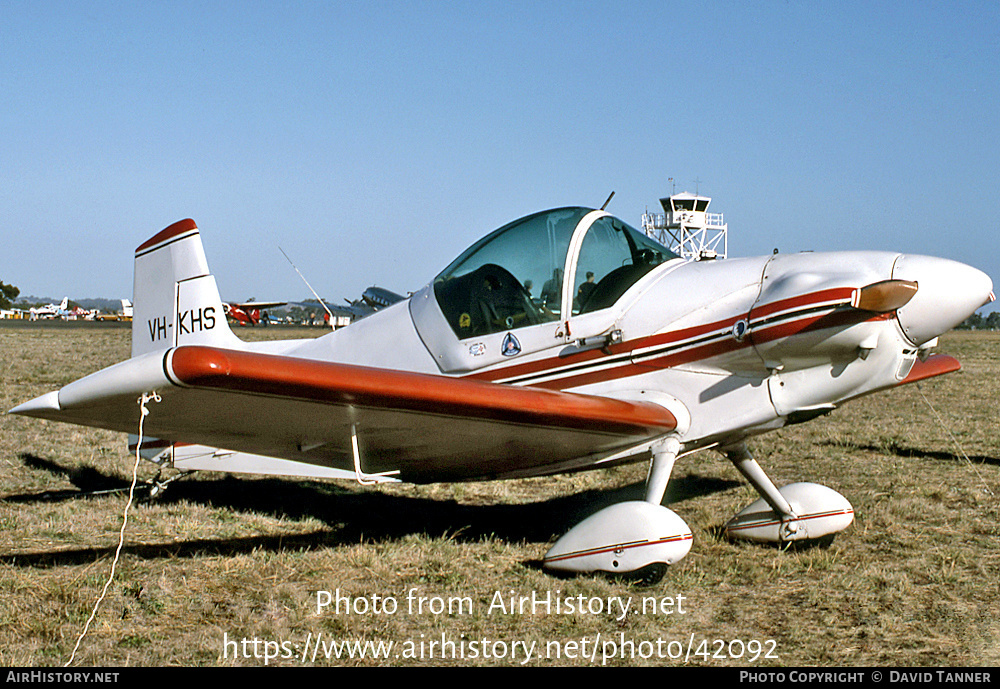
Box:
[819,441,1000,467]
[15,453,133,498]
[5,453,739,569]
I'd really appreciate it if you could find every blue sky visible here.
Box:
[3,1,998,311]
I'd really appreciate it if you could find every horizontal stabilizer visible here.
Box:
[130,439,400,482]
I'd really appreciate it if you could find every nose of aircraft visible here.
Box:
[892,255,994,345]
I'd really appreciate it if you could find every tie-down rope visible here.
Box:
[916,383,993,497]
[65,391,160,666]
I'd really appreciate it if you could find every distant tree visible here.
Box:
[958,313,983,330]
[0,281,19,310]
[961,311,1000,330]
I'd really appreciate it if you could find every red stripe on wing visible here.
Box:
[167,345,677,437]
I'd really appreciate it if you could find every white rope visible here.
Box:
[65,391,160,666]
[915,383,994,497]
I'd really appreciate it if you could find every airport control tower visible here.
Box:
[641,190,728,261]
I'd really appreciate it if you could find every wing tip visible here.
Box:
[900,354,961,386]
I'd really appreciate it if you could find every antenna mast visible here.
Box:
[279,246,336,329]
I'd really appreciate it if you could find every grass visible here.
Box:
[1,324,997,666]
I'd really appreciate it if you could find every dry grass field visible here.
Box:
[1,323,997,667]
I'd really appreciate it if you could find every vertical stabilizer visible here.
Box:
[131,219,244,357]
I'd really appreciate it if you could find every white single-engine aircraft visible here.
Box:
[10,209,994,579]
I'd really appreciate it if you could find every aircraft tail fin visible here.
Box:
[131,219,243,357]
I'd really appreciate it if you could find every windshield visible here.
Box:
[433,208,588,338]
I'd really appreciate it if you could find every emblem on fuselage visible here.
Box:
[732,318,749,342]
[501,332,522,357]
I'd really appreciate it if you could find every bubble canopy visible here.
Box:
[433,207,678,339]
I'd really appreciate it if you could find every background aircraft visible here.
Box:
[286,287,405,327]
[360,286,404,309]
[28,297,69,319]
[222,299,287,326]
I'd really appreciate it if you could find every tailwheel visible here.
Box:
[141,469,195,502]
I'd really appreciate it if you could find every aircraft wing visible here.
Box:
[227,301,287,310]
[899,353,962,385]
[10,345,677,483]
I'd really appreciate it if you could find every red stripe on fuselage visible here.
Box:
[468,311,746,384]
[749,308,893,347]
[748,287,853,321]
[467,289,883,389]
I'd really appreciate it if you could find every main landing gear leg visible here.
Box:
[724,443,800,538]
[543,436,693,579]
[722,442,855,543]
[645,436,680,505]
